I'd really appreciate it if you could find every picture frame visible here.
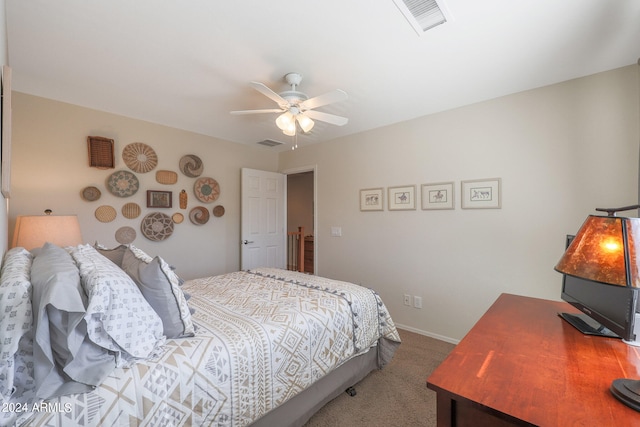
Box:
[461,178,501,209]
[147,190,172,208]
[1,66,11,198]
[421,182,454,210]
[360,187,384,211]
[388,185,416,211]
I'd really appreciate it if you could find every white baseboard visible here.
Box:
[395,323,460,345]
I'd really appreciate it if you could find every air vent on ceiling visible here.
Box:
[257,139,284,147]
[393,0,451,35]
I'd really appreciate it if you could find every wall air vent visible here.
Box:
[393,0,451,35]
[257,139,284,147]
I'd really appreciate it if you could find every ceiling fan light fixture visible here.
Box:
[296,114,314,133]
[234,73,349,136]
[276,111,297,134]
[275,111,293,130]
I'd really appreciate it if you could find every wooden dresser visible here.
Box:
[427,293,640,426]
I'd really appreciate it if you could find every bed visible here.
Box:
[0,243,400,427]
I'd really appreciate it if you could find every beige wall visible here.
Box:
[9,93,279,279]
[8,65,639,342]
[287,171,314,235]
[279,65,640,342]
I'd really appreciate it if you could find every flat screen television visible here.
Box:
[559,235,640,343]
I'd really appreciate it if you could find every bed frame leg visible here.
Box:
[345,386,357,397]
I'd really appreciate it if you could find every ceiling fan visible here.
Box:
[230,72,348,136]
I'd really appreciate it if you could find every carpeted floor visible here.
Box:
[303,329,456,427]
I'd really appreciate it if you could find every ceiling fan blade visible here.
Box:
[303,110,349,126]
[300,89,348,110]
[230,108,284,115]
[249,81,288,107]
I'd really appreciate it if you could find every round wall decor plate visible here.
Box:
[189,206,210,225]
[213,205,225,217]
[194,177,220,203]
[172,212,184,224]
[123,142,158,173]
[106,170,139,197]
[122,202,141,219]
[141,212,174,241]
[115,226,136,244]
[179,154,203,177]
[82,186,101,201]
[95,205,117,223]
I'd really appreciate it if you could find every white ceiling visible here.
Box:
[5,1,640,151]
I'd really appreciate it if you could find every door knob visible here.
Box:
[242,240,254,245]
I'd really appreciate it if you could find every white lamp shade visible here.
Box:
[296,114,314,133]
[276,111,297,136]
[276,111,293,130]
[12,215,83,250]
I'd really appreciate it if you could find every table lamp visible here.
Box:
[12,210,83,250]
[555,205,640,412]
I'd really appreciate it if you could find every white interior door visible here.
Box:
[241,168,286,270]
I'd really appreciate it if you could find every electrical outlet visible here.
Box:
[414,296,422,309]
[403,294,412,306]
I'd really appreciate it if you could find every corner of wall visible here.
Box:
[0,0,9,257]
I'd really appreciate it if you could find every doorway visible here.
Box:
[286,168,316,274]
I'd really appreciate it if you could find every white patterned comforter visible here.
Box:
[14,268,400,427]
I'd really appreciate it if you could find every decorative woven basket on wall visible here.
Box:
[87,136,115,169]
[122,142,158,173]
[156,170,178,185]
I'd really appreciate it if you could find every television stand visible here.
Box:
[558,312,621,338]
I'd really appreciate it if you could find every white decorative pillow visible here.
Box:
[121,248,195,338]
[67,244,165,367]
[0,248,34,401]
[127,245,153,263]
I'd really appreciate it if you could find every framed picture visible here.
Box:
[360,187,384,211]
[1,66,11,198]
[388,185,416,210]
[147,190,172,208]
[461,178,501,209]
[421,182,454,210]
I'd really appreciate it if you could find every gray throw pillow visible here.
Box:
[31,243,115,399]
[121,249,195,338]
[95,244,128,267]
